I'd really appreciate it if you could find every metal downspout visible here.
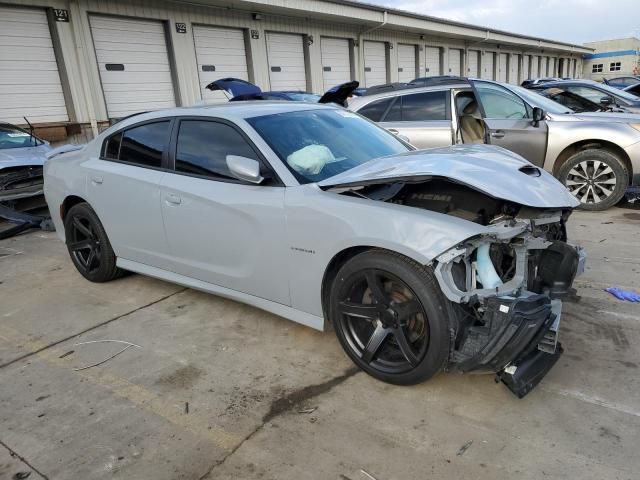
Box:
[358,11,388,83]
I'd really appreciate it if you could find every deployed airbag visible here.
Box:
[286,144,336,175]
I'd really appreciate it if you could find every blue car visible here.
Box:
[206,78,359,106]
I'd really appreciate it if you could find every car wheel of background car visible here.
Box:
[63,202,124,282]
[329,249,450,385]
[558,149,628,211]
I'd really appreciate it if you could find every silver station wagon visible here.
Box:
[349,78,640,211]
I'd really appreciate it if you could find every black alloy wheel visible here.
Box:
[330,250,449,385]
[68,214,101,275]
[64,202,124,282]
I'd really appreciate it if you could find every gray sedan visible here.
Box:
[44,102,583,397]
[349,79,640,210]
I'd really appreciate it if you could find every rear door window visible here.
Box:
[398,91,448,121]
[117,121,171,168]
[357,97,393,121]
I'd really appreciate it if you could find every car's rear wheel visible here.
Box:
[329,250,450,385]
[64,202,124,282]
[558,149,628,211]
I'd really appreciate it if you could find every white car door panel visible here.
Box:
[160,118,290,305]
[160,176,289,304]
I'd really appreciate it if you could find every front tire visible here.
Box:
[329,250,450,385]
[558,149,628,211]
[64,203,124,282]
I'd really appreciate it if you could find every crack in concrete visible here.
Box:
[0,288,187,370]
[198,366,360,479]
[0,439,49,480]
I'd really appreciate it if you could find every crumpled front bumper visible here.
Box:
[451,293,564,398]
[434,221,585,397]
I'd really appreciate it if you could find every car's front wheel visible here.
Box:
[64,202,124,282]
[329,250,450,385]
[558,149,628,211]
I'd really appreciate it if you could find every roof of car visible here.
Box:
[107,101,338,130]
[349,78,478,107]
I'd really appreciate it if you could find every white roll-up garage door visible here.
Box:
[193,25,248,101]
[549,57,556,76]
[320,37,351,90]
[266,32,307,91]
[0,6,68,124]
[397,44,416,83]
[448,49,462,76]
[498,53,508,82]
[467,50,480,77]
[482,52,494,80]
[541,57,548,76]
[363,41,387,87]
[90,16,175,119]
[531,56,539,78]
[509,54,520,84]
[522,55,530,81]
[424,47,441,77]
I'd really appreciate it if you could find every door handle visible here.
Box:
[165,193,182,205]
[491,131,505,139]
[90,175,103,184]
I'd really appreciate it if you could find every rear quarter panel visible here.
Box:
[43,149,89,241]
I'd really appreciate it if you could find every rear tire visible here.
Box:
[558,149,628,211]
[64,203,124,282]
[329,249,450,385]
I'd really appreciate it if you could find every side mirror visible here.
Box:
[226,155,264,184]
[600,96,613,106]
[532,107,545,127]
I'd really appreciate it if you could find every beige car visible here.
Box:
[349,78,640,211]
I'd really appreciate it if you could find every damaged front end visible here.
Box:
[434,211,585,397]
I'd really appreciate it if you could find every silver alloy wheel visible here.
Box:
[565,159,617,204]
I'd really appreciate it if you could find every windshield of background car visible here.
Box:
[285,93,322,102]
[0,125,43,149]
[247,109,410,184]
[507,84,574,114]
[591,82,640,102]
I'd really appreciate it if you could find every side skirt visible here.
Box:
[116,258,326,331]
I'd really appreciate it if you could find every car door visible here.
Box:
[83,120,173,268]
[379,90,453,148]
[159,117,290,305]
[472,81,548,166]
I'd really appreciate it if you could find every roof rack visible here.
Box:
[362,76,470,96]
[409,76,470,87]
[362,82,417,96]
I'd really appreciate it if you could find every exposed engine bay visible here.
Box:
[339,178,585,397]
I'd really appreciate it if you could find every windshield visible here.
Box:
[0,125,43,149]
[592,82,640,102]
[504,84,574,114]
[285,93,322,102]
[247,109,409,183]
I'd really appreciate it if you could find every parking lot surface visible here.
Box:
[1,206,639,480]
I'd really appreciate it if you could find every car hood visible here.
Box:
[0,143,51,169]
[319,144,579,209]
[566,111,640,122]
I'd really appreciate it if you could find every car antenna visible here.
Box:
[24,116,35,146]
